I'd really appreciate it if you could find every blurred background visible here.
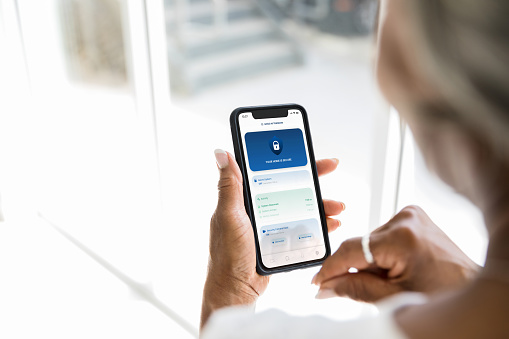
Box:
[0,0,487,338]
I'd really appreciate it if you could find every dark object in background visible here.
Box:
[272,0,379,36]
[321,0,379,36]
[59,0,128,86]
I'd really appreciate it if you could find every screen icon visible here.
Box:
[269,136,283,155]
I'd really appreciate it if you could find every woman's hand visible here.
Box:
[201,150,345,329]
[313,205,480,302]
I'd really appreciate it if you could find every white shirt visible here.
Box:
[202,293,427,339]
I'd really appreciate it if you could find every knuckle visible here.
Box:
[378,206,424,233]
[389,224,418,249]
[336,275,367,302]
[320,255,337,273]
[347,277,363,300]
[338,237,359,256]
[217,176,238,191]
[388,206,423,228]
[399,205,423,218]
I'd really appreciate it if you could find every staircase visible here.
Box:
[165,0,303,94]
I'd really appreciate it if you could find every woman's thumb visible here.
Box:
[214,149,244,210]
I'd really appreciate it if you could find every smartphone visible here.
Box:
[230,104,331,275]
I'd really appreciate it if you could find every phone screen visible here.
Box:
[237,108,327,269]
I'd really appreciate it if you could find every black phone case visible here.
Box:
[230,103,331,276]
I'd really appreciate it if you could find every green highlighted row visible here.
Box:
[255,188,315,220]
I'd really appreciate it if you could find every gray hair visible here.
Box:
[409,1,509,161]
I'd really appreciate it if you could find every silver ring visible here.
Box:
[361,233,375,264]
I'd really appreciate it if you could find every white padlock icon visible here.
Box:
[273,140,280,151]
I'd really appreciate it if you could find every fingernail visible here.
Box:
[341,202,346,211]
[315,289,336,299]
[214,149,228,169]
[311,273,318,285]
[333,158,339,165]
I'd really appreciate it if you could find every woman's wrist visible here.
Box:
[200,266,259,329]
[204,273,259,306]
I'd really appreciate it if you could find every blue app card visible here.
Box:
[245,128,308,171]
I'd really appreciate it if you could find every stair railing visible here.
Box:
[174,0,229,39]
[212,0,228,35]
[174,0,189,38]
[253,0,304,63]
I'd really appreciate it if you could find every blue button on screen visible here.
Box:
[245,128,308,171]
